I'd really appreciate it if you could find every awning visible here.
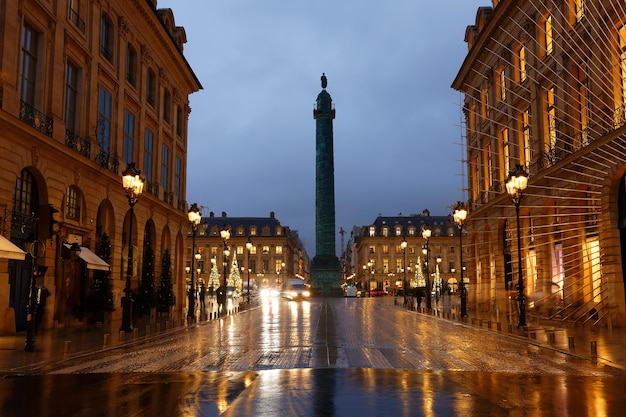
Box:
[64,244,110,271]
[0,235,26,260]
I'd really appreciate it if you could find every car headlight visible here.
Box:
[302,290,311,297]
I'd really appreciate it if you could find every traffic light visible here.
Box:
[37,204,59,241]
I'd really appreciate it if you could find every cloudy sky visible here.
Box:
[159,0,486,255]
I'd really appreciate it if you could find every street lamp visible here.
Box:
[187,203,201,322]
[421,225,432,310]
[246,238,253,303]
[453,201,468,317]
[506,164,529,328]
[220,226,230,315]
[120,163,144,332]
[400,237,408,305]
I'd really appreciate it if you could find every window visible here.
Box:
[619,25,626,123]
[575,62,589,144]
[64,62,79,132]
[483,143,492,191]
[408,227,415,236]
[471,155,479,202]
[163,89,171,123]
[369,246,376,254]
[161,144,169,192]
[275,260,283,273]
[395,259,402,272]
[250,246,257,255]
[14,169,37,215]
[250,226,257,236]
[521,109,531,167]
[126,45,137,86]
[500,128,510,178]
[176,106,183,137]
[100,14,114,62]
[545,87,557,152]
[572,0,584,23]
[468,102,477,134]
[66,186,81,221]
[543,14,553,57]
[262,246,269,255]
[395,225,402,236]
[497,67,506,102]
[174,157,182,199]
[481,85,489,120]
[382,227,389,237]
[382,246,389,254]
[20,24,39,105]
[369,226,376,237]
[236,246,244,255]
[123,110,135,164]
[68,0,85,32]
[517,45,527,82]
[144,129,154,182]
[97,87,112,152]
[276,226,282,236]
[147,69,156,106]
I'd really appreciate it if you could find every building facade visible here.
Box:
[344,211,463,296]
[452,0,626,326]
[185,211,309,303]
[0,0,201,334]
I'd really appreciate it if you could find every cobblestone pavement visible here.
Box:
[6,296,622,377]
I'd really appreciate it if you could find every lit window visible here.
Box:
[500,128,510,179]
[276,246,283,255]
[518,45,527,82]
[497,67,506,101]
[369,226,376,237]
[66,186,81,221]
[544,14,553,56]
[521,109,531,168]
[262,246,269,255]
[382,227,389,237]
[395,225,402,236]
[545,87,557,152]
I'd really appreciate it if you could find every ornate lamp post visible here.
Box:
[453,201,468,317]
[246,238,253,303]
[186,203,201,322]
[421,225,432,310]
[506,164,529,328]
[400,237,408,305]
[120,163,144,332]
[220,226,230,315]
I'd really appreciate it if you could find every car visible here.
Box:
[282,278,311,300]
[344,286,357,297]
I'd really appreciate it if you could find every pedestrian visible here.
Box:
[199,282,206,309]
[35,286,50,334]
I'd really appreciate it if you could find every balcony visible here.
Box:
[94,150,120,174]
[20,101,53,137]
[65,130,91,158]
[146,181,160,198]
[68,7,86,33]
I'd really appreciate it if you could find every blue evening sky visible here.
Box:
[158,0,486,256]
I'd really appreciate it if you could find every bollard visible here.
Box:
[64,340,71,354]
[133,328,139,340]
[590,341,597,361]
[119,331,125,342]
[568,336,575,351]
[146,325,151,337]
[103,334,110,347]
[548,332,556,345]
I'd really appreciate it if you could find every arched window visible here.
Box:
[65,185,81,221]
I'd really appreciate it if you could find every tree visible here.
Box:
[137,243,157,314]
[88,233,115,321]
[157,249,176,313]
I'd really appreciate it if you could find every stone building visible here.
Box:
[185,211,309,303]
[0,0,201,334]
[345,211,463,297]
[452,0,626,325]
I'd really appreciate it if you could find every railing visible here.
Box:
[94,150,120,174]
[163,191,173,206]
[19,101,53,137]
[146,181,160,198]
[65,130,91,158]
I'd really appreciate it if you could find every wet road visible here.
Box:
[2,296,625,416]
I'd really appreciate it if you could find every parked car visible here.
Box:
[344,286,357,297]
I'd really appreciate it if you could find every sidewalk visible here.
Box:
[0,299,254,373]
[398,295,626,371]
